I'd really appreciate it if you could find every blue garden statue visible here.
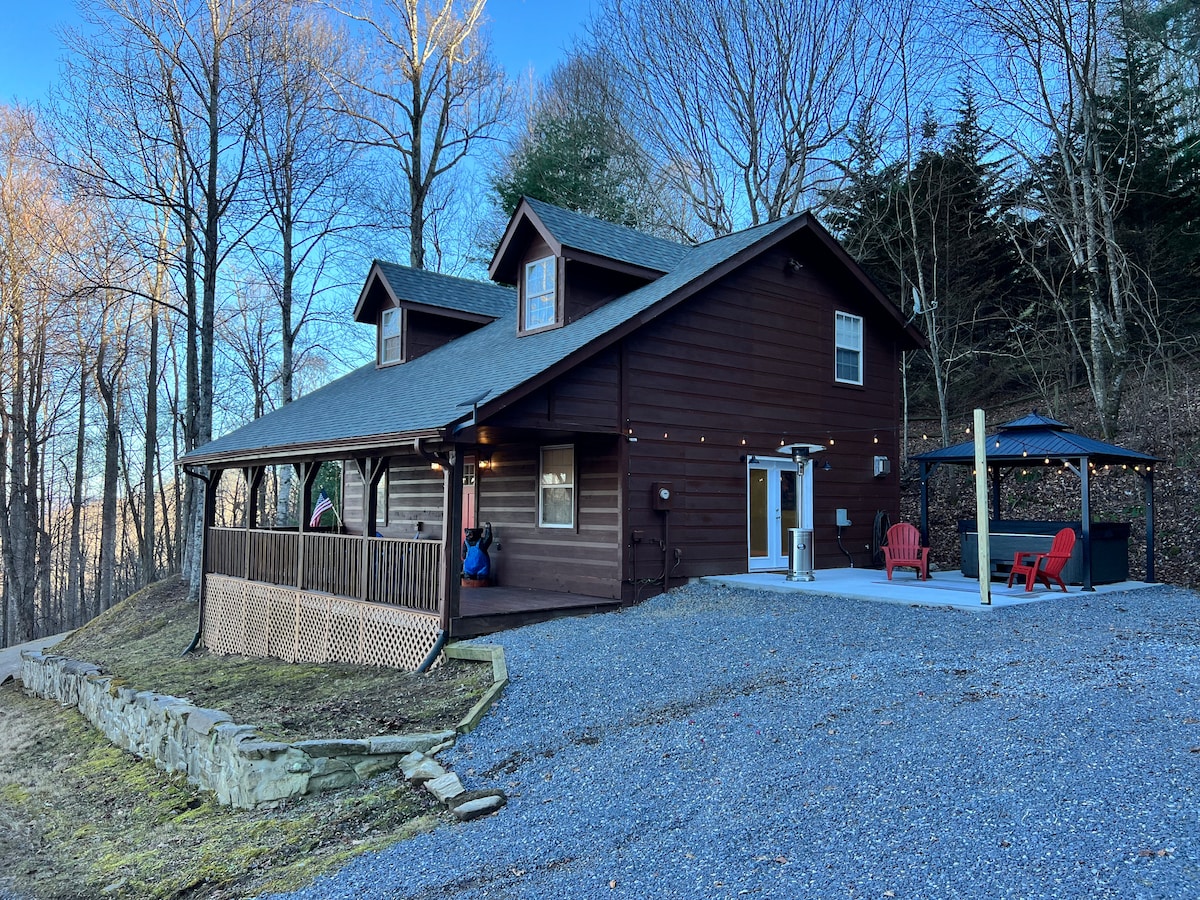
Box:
[462,522,493,581]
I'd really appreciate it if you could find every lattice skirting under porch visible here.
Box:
[203,574,442,671]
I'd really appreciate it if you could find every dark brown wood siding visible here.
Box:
[562,260,652,324]
[486,346,622,433]
[621,237,903,596]
[475,436,621,598]
[342,457,446,540]
[404,309,481,362]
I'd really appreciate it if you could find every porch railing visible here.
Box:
[205,527,442,614]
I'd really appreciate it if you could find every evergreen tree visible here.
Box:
[490,50,661,230]
[1095,6,1200,344]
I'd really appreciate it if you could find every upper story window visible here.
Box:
[835,311,863,385]
[380,307,401,364]
[523,256,557,332]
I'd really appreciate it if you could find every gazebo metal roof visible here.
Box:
[912,411,1160,589]
[913,411,1158,468]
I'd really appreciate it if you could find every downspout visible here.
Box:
[417,629,448,673]
[181,465,214,655]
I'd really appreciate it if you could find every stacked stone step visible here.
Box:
[400,750,506,821]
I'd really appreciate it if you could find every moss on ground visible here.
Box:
[53,580,490,742]
[0,578,494,898]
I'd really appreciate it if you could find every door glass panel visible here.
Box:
[749,468,768,558]
[778,470,797,557]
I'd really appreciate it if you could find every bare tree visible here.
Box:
[967,0,1143,436]
[594,0,901,237]
[62,0,268,596]
[326,0,509,269]
[0,106,80,643]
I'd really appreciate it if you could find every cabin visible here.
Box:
[180,198,925,669]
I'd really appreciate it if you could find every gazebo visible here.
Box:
[912,411,1159,590]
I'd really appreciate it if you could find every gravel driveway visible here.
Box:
[273,582,1199,899]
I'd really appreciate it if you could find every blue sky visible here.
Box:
[0,0,593,106]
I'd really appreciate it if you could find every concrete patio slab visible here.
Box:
[701,567,1157,611]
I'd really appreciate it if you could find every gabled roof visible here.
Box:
[353,261,514,324]
[181,207,923,468]
[913,411,1159,466]
[489,197,691,283]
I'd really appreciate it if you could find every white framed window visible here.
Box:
[375,469,389,527]
[539,444,575,528]
[380,307,401,364]
[835,311,863,385]
[523,256,557,331]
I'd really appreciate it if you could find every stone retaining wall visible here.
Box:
[20,650,456,809]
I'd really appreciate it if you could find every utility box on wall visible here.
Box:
[651,482,674,511]
[873,456,891,478]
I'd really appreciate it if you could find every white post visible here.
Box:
[973,408,991,606]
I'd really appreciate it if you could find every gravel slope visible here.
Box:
[271,582,1199,899]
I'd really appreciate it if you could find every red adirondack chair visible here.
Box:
[1007,527,1076,592]
[883,522,929,581]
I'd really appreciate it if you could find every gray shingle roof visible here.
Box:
[523,197,691,273]
[181,215,797,467]
[374,262,514,317]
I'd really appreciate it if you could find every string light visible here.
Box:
[663,432,669,439]
[700,436,705,442]
[873,434,879,443]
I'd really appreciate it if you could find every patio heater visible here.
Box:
[779,443,825,582]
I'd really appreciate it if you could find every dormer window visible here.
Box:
[522,256,558,332]
[380,307,401,364]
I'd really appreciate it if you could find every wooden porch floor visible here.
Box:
[454,585,622,638]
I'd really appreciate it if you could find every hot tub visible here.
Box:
[958,520,1130,584]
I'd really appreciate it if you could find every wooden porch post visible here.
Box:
[918,462,930,546]
[1144,468,1156,583]
[295,462,319,590]
[354,457,387,602]
[197,467,220,649]
[439,448,464,634]
[241,466,263,579]
[200,468,220,582]
[1080,456,1094,592]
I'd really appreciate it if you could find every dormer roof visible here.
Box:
[354,261,514,324]
[488,197,691,284]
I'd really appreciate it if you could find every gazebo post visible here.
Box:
[1080,456,1094,591]
[1144,469,1156,583]
[991,465,1001,521]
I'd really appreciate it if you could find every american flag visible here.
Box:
[309,491,334,528]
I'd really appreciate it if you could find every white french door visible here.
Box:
[747,456,812,571]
